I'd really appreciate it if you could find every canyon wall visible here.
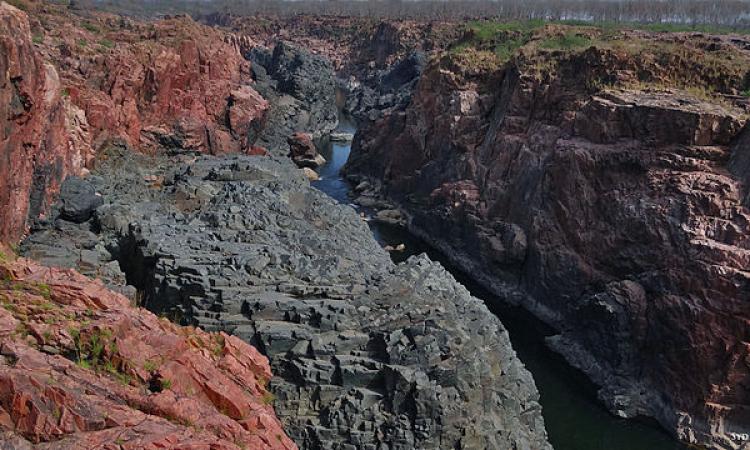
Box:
[0,1,269,242]
[346,33,750,450]
[0,2,91,243]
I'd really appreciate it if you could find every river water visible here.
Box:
[312,119,688,450]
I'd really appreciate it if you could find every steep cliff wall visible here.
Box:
[0,2,92,243]
[346,29,750,450]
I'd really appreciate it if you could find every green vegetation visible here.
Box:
[261,391,276,405]
[160,378,173,390]
[36,283,51,300]
[61,88,70,98]
[5,0,29,11]
[742,89,750,98]
[32,34,43,44]
[98,39,115,49]
[71,327,133,386]
[82,22,100,33]
[77,39,88,48]
[467,19,544,40]
[143,359,158,372]
[540,32,592,50]
[452,20,542,62]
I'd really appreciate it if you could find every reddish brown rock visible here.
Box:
[54,15,269,155]
[0,248,297,449]
[346,40,750,450]
[287,132,325,168]
[0,2,92,243]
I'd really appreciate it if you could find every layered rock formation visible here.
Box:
[0,2,92,242]
[0,247,296,449]
[345,32,750,450]
[22,149,551,450]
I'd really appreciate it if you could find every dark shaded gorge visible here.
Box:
[312,118,689,450]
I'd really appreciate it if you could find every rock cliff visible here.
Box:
[1,1,270,242]
[345,28,750,450]
[0,2,92,243]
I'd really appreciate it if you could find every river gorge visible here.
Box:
[313,117,688,450]
[1,2,748,449]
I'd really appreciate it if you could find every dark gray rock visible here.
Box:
[58,176,103,223]
[247,42,338,153]
[22,150,551,450]
[379,51,427,93]
[344,51,428,122]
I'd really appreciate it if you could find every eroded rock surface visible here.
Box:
[0,249,296,449]
[0,2,92,242]
[23,152,550,450]
[345,41,750,450]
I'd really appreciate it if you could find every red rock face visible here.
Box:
[0,3,92,243]
[347,46,750,449]
[55,15,269,155]
[0,248,297,449]
[0,4,270,242]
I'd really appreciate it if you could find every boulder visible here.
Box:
[287,132,326,168]
[58,177,103,223]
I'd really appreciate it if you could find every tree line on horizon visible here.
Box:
[77,0,750,29]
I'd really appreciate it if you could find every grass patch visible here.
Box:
[98,39,115,49]
[77,39,88,48]
[5,0,29,11]
[32,34,43,44]
[540,32,592,50]
[742,89,750,98]
[82,22,100,33]
[143,359,159,372]
[453,19,544,63]
[261,391,276,405]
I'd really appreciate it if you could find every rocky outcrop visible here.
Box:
[0,2,92,243]
[1,2,272,242]
[25,4,269,156]
[0,248,296,449]
[22,150,551,450]
[345,41,750,450]
[248,42,337,153]
[344,50,428,122]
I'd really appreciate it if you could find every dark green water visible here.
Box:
[312,121,688,450]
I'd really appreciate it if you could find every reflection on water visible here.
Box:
[311,118,687,450]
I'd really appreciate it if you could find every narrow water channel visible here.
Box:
[312,118,688,450]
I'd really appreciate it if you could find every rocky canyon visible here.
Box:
[1,0,749,449]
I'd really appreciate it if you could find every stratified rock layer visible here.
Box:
[23,151,551,450]
[345,45,750,450]
[0,249,296,449]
